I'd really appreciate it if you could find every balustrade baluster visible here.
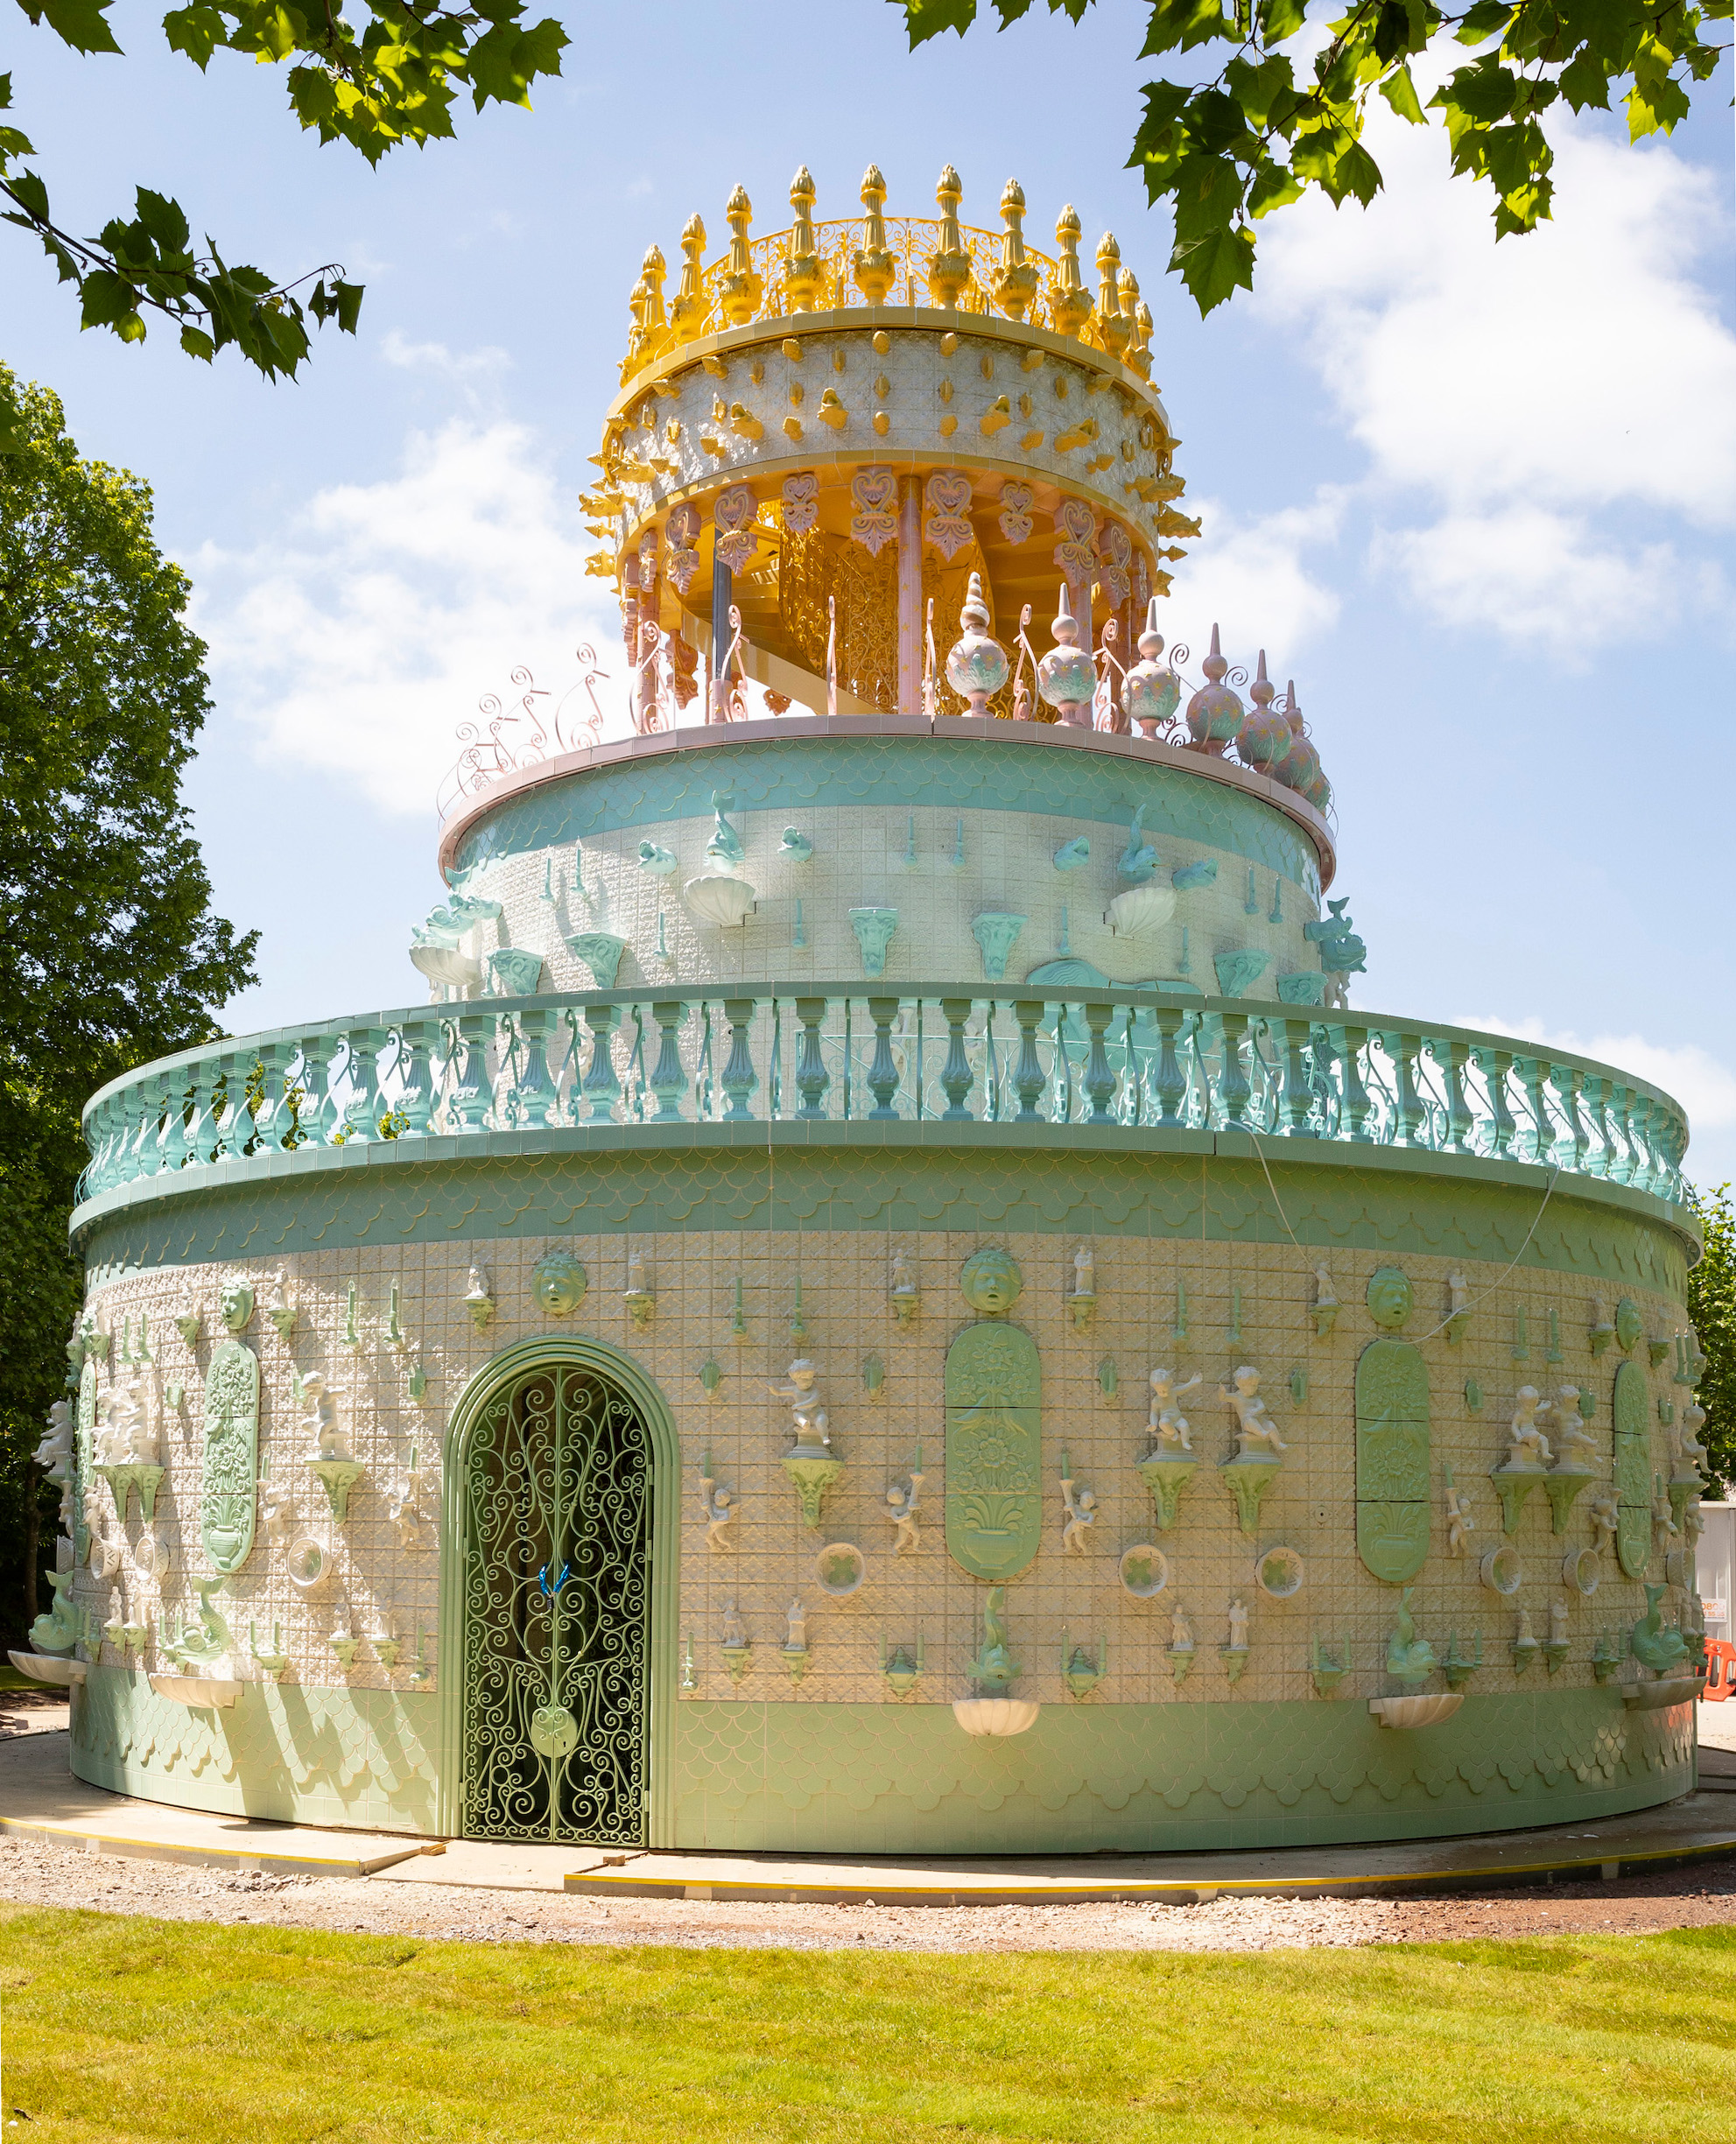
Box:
[1474,1048,1517,1157]
[794,997,831,1118]
[1214,1009,1252,1128]
[1385,1029,1423,1147]
[393,1023,437,1137]
[1267,1016,1311,1137]
[767,1000,783,1118]
[696,1003,715,1118]
[1630,1094,1660,1194]
[650,1002,690,1120]
[242,1048,277,1155]
[841,997,853,1120]
[1515,1054,1551,1163]
[1434,1039,1473,1152]
[339,1028,377,1143]
[1120,1006,1141,1125]
[1081,1002,1117,1124]
[1012,1001,1046,1121]
[1577,1075,1608,1177]
[1327,1025,1368,1142]
[939,997,976,1119]
[516,1010,556,1128]
[1549,1064,1587,1173]
[984,1003,1003,1121]
[447,1019,493,1134]
[915,1000,926,1120]
[1150,1007,1187,1128]
[1055,1003,1076,1121]
[1604,1083,1634,1184]
[866,995,902,1118]
[584,1004,625,1121]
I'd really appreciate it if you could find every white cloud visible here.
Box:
[1453,1012,1736,1142]
[380,332,514,390]
[1163,490,1345,672]
[191,416,618,819]
[1254,117,1736,650]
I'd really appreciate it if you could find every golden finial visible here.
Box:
[640,244,667,337]
[622,271,651,381]
[719,183,763,326]
[994,178,1039,322]
[854,164,896,306]
[784,165,824,313]
[1049,206,1093,338]
[671,213,708,343]
[1095,233,1130,361]
[1119,267,1153,379]
[927,163,972,309]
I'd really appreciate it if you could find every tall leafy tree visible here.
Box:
[1687,1183,1735,1499]
[0,0,567,431]
[0,362,257,1635]
[899,0,1732,313]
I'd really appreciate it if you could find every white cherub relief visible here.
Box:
[1589,1491,1619,1553]
[34,1400,73,1482]
[1060,1476,1098,1553]
[1679,1400,1710,1473]
[1444,1482,1476,1555]
[699,1469,737,1552]
[1169,1605,1195,1652]
[1652,1481,1679,1539]
[1226,1598,1248,1650]
[765,1359,829,1450]
[1219,1366,1288,1456]
[299,1371,352,1461]
[1072,1245,1096,1299]
[884,1470,924,1555]
[260,1473,294,1550]
[890,1249,918,1300]
[1506,1386,1552,1469]
[1148,1367,1201,1452]
[389,1472,426,1550]
[1544,1387,1599,1469]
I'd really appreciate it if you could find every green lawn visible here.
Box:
[1,1904,1732,2141]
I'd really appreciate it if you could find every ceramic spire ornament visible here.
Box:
[1036,584,1097,724]
[1235,650,1293,774]
[944,572,1009,715]
[1122,598,1180,736]
[1184,623,1243,753]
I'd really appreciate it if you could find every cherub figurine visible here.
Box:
[1060,1476,1097,1553]
[720,1599,749,1650]
[784,1598,807,1654]
[1550,1598,1570,1648]
[1226,1598,1248,1651]
[260,1473,294,1549]
[1545,1387,1599,1469]
[1652,1479,1679,1539]
[765,1359,829,1450]
[1445,1481,1476,1555]
[1447,1271,1470,1318]
[1515,1606,1536,1647]
[1148,1367,1201,1452]
[1219,1366,1288,1456]
[699,1470,736,1552]
[1679,1399,1710,1473]
[33,1400,73,1482]
[890,1249,918,1303]
[1506,1386,1552,1469]
[388,1473,426,1550]
[1589,1490,1619,1553]
[1072,1245,1096,1300]
[884,1470,924,1555]
[299,1370,352,1461]
[1169,1605,1195,1653]
[1312,1262,1339,1309]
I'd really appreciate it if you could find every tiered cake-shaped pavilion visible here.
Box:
[38,165,1709,1855]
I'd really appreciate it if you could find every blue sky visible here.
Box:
[9,3,1735,1178]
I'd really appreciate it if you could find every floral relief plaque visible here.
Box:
[1613,1358,1651,1580]
[944,1319,1042,1582]
[1355,1338,1431,1584]
[200,1338,260,1574]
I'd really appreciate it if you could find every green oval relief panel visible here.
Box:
[944,1318,1043,1583]
[1355,1338,1431,1584]
[1613,1358,1652,1581]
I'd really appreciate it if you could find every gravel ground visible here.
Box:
[0,1830,1733,1953]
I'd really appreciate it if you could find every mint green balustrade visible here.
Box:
[75,988,1696,1224]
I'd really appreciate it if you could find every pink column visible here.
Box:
[896,477,923,714]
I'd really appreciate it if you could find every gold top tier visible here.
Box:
[620,164,1156,384]
[587,165,1198,727]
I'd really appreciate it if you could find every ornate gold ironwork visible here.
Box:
[778,528,899,713]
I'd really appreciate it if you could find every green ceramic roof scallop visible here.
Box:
[452,736,1325,901]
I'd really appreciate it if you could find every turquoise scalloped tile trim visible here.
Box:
[71,1670,442,1835]
[79,1133,1690,1301]
[671,1690,1692,1854]
[453,737,1324,901]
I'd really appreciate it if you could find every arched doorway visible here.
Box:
[454,1350,658,1845]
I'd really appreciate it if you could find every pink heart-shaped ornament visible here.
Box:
[852,467,897,514]
[925,471,973,517]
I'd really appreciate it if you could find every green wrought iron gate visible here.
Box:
[461,1359,651,1844]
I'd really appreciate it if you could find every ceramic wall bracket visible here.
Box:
[1443,1632,1483,1690]
[1543,1466,1596,1535]
[880,1634,924,1698]
[1489,1462,1545,1535]
[1308,1634,1348,1697]
[329,1628,360,1673]
[1220,1454,1281,1538]
[95,1462,165,1524]
[781,1452,843,1530]
[1168,1641,1196,1686]
[249,1620,292,1679]
[1063,1634,1107,1699]
[1219,1644,1250,1686]
[1136,1453,1197,1531]
[306,1458,365,1523]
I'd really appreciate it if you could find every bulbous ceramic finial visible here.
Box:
[1051,206,1093,336]
[720,184,763,324]
[928,163,972,307]
[1236,650,1294,775]
[1037,583,1097,723]
[671,213,708,341]
[1123,597,1180,737]
[854,164,896,304]
[784,165,823,312]
[1184,623,1244,755]
[1095,233,1130,360]
[995,177,1039,321]
[945,570,1009,716]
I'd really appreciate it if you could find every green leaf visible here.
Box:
[1454,0,1512,42]
[1627,75,1690,138]
[179,325,214,360]
[1224,53,1297,130]
[1247,158,1303,218]
[133,187,193,257]
[1557,50,1612,111]
[1169,223,1255,313]
[30,0,123,54]
[1323,138,1382,206]
[1257,0,1306,39]
[1379,62,1425,123]
[1444,59,1517,123]
[899,0,979,45]
[1140,0,1230,59]
[161,4,226,68]
[1169,152,1245,242]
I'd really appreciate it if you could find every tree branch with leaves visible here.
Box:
[1,0,568,437]
[899,0,1731,313]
